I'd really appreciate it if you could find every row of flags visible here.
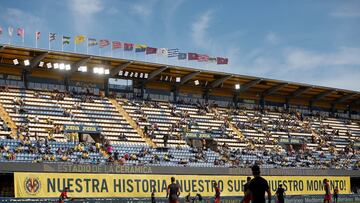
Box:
[0,26,229,65]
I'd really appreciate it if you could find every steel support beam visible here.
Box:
[70,57,92,73]
[311,90,336,102]
[262,83,288,97]
[238,79,263,93]
[110,61,132,77]
[209,75,233,88]
[287,86,312,99]
[332,93,358,105]
[147,66,168,80]
[29,52,48,69]
[180,71,201,85]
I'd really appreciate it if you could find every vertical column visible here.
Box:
[104,76,109,97]
[21,69,28,89]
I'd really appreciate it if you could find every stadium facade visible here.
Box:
[0,44,359,202]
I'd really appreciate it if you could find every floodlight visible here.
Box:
[118,70,123,76]
[78,66,87,72]
[129,72,134,77]
[13,59,19,65]
[97,67,104,74]
[194,80,200,86]
[235,84,240,90]
[54,63,59,69]
[144,73,148,79]
[24,60,30,66]
[160,75,163,81]
[134,72,138,77]
[169,77,172,82]
[165,76,168,81]
[176,77,181,83]
[59,63,65,70]
[65,64,71,71]
[46,63,52,68]
[124,71,129,77]
[104,69,110,75]
[39,61,44,67]
[139,73,143,78]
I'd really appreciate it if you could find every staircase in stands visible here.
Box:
[109,98,157,148]
[0,102,17,138]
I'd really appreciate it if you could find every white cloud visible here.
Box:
[67,0,104,33]
[70,0,104,15]
[330,4,360,18]
[265,32,280,45]
[191,10,214,49]
[131,4,152,17]
[0,8,45,31]
[284,47,360,70]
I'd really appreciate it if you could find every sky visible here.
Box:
[0,0,360,91]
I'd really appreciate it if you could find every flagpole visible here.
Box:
[86,38,89,54]
[48,32,50,50]
[35,31,38,48]
[62,35,64,52]
[22,30,25,46]
[74,42,77,53]
[110,41,113,57]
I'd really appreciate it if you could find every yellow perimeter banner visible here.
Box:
[14,172,350,198]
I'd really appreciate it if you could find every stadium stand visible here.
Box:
[0,86,359,170]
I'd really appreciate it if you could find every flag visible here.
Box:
[178,53,187,60]
[208,57,217,63]
[124,43,134,51]
[8,26,13,37]
[157,48,168,56]
[75,35,86,44]
[0,27,2,35]
[17,28,25,38]
[49,33,56,41]
[197,54,209,62]
[88,38,97,46]
[135,44,147,52]
[99,39,110,48]
[146,47,157,54]
[36,31,41,40]
[188,53,198,60]
[112,41,121,49]
[168,48,179,57]
[62,36,70,45]
[217,57,228,65]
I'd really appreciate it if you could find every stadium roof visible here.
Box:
[0,44,359,111]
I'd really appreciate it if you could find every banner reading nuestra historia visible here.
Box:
[15,172,350,198]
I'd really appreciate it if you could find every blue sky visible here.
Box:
[0,0,360,91]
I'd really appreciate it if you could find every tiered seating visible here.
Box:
[119,99,241,148]
[0,117,11,139]
[0,88,144,145]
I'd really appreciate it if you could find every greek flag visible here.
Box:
[168,48,179,57]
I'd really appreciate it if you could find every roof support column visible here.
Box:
[309,100,313,113]
[260,96,265,110]
[21,69,28,89]
[348,105,352,119]
[233,92,239,108]
[285,98,290,112]
[140,82,145,100]
[104,76,110,97]
[172,85,178,102]
[203,89,210,103]
[64,74,70,91]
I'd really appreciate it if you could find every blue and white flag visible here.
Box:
[168,48,179,57]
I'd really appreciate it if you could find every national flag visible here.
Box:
[188,53,198,60]
[208,57,217,63]
[157,48,168,56]
[99,39,110,48]
[62,36,71,45]
[36,31,41,40]
[75,35,86,44]
[197,54,209,62]
[217,57,229,65]
[178,53,187,60]
[168,48,179,57]
[135,44,147,52]
[112,41,122,49]
[124,43,134,51]
[8,26,14,37]
[17,28,25,38]
[49,33,56,41]
[146,47,157,54]
[88,38,97,46]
